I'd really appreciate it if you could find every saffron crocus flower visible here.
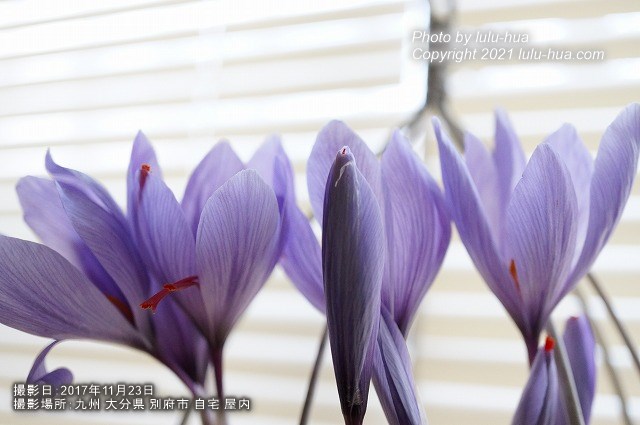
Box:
[1,136,209,395]
[435,104,640,362]
[513,316,596,425]
[131,135,284,400]
[322,147,385,424]
[280,122,450,424]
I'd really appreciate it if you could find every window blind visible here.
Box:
[0,1,638,424]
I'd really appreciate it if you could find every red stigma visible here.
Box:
[341,147,347,155]
[140,275,198,313]
[509,259,521,293]
[139,163,151,192]
[544,336,555,352]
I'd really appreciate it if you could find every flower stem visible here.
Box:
[546,321,585,425]
[587,272,640,379]
[200,409,213,425]
[574,286,633,425]
[179,404,192,425]
[299,326,328,425]
[212,346,227,425]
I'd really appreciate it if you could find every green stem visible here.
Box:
[587,272,640,379]
[299,326,328,425]
[546,321,585,425]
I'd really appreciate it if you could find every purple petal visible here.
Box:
[196,170,280,347]
[512,342,559,425]
[271,138,324,311]
[250,137,292,234]
[556,316,596,425]
[493,110,527,254]
[136,172,196,284]
[307,120,382,226]
[134,171,208,325]
[322,147,384,424]
[464,132,501,244]
[55,180,151,330]
[127,131,163,223]
[46,151,127,230]
[506,144,578,348]
[182,141,244,236]
[381,130,450,335]
[566,103,640,296]
[152,299,209,393]
[544,124,594,262]
[279,203,325,311]
[26,341,73,387]
[16,177,123,301]
[373,308,427,425]
[434,118,524,333]
[0,236,143,347]
[246,135,284,190]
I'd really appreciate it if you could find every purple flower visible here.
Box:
[131,134,284,398]
[322,147,384,424]
[557,316,597,425]
[512,336,559,425]
[281,122,450,424]
[3,134,209,394]
[513,316,596,425]
[435,104,640,361]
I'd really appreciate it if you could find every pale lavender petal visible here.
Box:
[556,316,596,425]
[544,124,594,262]
[196,170,280,347]
[127,131,163,222]
[182,141,244,236]
[493,109,527,254]
[512,342,558,425]
[322,147,384,424]
[26,341,73,387]
[16,176,123,301]
[434,119,524,333]
[307,120,382,226]
[373,308,427,425]
[566,103,640,297]
[464,132,501,244]
[46,151,127,230]
[279,203,325,311]
[381,130,450,335]
[55,181,150,330]
[0,236,143,347]
[136,172,196,284]
[252,137,291,234]
[134,171,208,326]
[274,141,324,311]
[506,144,578,352]
[247,135,284,190]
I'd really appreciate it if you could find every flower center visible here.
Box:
[139,275,199,313]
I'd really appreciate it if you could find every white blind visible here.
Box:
[0,1,638,424]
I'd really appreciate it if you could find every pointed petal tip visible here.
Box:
[44,149,56,170]
[134,129,147,139]
[431,116,442,132]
